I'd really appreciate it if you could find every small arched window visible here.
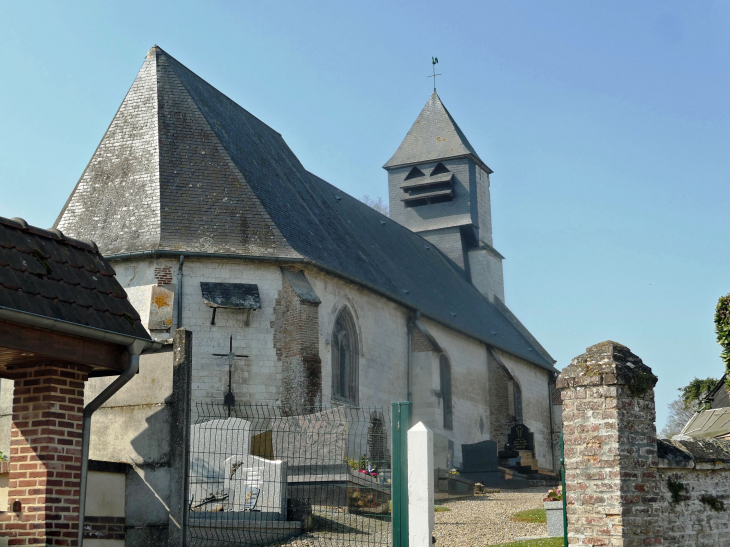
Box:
[331,307,359,405]
[439,354,453,430]
[513,381,523,423]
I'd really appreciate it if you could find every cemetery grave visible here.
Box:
[187,404,392,547]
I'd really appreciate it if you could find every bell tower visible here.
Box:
[384,92,505,303]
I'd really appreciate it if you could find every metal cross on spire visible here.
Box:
[428,57,441,92]
[212,335,249,415]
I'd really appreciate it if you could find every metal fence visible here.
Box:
[187,403,392,547]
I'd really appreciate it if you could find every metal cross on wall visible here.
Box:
[212,335,249,414]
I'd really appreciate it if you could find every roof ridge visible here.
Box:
[1,216,99,253]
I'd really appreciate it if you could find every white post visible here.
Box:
[407,421,434,547]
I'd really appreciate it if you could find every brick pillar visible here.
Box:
[556,341,661,546]
[0,363,89,545]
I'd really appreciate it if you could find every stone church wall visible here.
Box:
[305,268,409,409]
[419,318,491,468]
[272,272,322,409]
[113,257,285,410]
[492,348,554,470]
[110,255,552,471]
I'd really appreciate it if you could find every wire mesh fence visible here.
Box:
[187,403,392,547]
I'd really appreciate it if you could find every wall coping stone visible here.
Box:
[555,340,657,389]
[658,437,730,469]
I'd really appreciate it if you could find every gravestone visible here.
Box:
[458,440,502,489]
[189,418,252,506]
[270,408,350,473]
[224,455,288,520]
[461,440,498,472]
[506,424,534,453]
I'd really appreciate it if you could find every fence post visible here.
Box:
[392,401,411,547]
[408,422,434,547]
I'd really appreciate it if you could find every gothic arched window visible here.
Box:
[331,307,359,405]
[439,353,453,430]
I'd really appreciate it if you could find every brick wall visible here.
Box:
[154,266,173,285]
[0,363,89,545]
[557,341,661,546]
[272,271,322,410]
[559,340,730,546]
[488,350,518,451]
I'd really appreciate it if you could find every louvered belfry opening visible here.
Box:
[400,162,455,208]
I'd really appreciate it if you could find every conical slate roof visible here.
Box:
[55,47,553,370]
[383,92,491,172]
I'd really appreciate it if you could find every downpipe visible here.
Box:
[77,338,147,547]
[177,255,184,329]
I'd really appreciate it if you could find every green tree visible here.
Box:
[680,377,719,411]
[716,294,730,390]
[660,377,719,439]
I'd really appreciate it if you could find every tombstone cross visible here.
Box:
[212,335,249,414]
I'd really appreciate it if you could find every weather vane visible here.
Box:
[428,57,441,92]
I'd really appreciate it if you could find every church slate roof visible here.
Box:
[55,46,554,371]
[0,216,150,340]
[383,92,492,173]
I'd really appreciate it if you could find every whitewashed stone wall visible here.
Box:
[114,257,284,407]
[110,256,553,467]
[305,268,409,408]
[417,318,491,468]
[493,348,554,469]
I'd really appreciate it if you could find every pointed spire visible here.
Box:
[383,92,491,173]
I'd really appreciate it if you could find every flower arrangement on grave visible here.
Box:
[347,455,378,477]
[543,486,562,502]
[448,468,460,475]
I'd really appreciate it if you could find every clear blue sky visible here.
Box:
[2,1,729,430]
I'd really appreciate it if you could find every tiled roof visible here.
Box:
[383,92,491,172]
[0,216,150,340]
[54,46,553,371]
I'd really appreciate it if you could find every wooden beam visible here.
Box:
[0,320,127,372]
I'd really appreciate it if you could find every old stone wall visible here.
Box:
[487,350,517,451]
[654,440,730,546]
[111,255,553,472]
[113,257,284,408]
[558,340,730,546]
[493,348,554,469]
[272,271,322,409]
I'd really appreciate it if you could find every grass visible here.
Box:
[493,538,563,547]
[510,507,546,524]
[434,506,451,512]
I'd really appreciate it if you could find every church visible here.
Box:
[54,46,558,472]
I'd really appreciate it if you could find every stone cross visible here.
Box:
[212,335,248,410]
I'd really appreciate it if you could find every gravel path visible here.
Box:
[269,489,547,547]
[434,488,548,546]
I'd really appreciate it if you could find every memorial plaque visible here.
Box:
[506,424,534,453]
